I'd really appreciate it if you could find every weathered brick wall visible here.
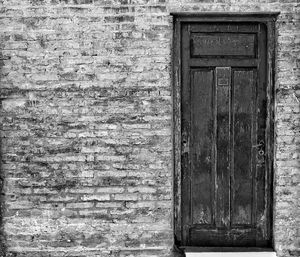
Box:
[0,0,298,257]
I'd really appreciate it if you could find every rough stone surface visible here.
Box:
[0,0,299,257]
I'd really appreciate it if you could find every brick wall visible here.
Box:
[0,0,298,256]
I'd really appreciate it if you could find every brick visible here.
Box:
[96,187,125,193]
[113,193,139,201]
[78,209,107,216]
[95,202,123,208]
[67,187,95,194]
[127,186,156,194]
[66,202,94,209]
[81,194,110,201]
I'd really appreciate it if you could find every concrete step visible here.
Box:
[185,252,277,257]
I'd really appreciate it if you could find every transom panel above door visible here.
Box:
[172,13,278,249]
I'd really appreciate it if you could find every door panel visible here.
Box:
[180,22,271,247]
[191,69,214,226]
[232,69,256,226]
[216,67,231,229]
[191,33,256,57]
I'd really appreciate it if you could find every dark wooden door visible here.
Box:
[180,22,272,247]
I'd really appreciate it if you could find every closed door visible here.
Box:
[180,22,272,247]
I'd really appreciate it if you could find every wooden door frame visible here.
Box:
[171,12,279,249]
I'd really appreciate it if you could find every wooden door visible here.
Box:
[178,21,274,247]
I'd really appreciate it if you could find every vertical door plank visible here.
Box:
[216,67,231,228]
[181,24,192,245]
[191,69,214,225]
[232,69,256,226]
[256,23,269,245]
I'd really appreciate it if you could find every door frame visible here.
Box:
[171,12,279,249]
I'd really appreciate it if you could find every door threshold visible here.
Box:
[185,253,276,257]
[183,247,276,257]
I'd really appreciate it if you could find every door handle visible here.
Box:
[255,140,265,163]
[252,140,265,148]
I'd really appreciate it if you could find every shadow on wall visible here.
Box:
[0,50,7,256]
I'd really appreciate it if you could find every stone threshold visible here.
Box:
[183,247,276,257]
[185,251,276,257]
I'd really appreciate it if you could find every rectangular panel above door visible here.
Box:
[191,33,257,58]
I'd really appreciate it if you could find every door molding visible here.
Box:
[171,13,279,248]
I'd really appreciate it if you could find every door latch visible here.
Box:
[253,140,265,162]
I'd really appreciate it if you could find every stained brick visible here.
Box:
[66,202,94,209]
